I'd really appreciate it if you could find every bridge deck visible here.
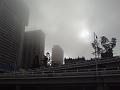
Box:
[0,69,119,84]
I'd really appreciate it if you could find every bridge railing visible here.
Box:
[0,66,120,78]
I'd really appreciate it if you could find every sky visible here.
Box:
[23,0,120,59]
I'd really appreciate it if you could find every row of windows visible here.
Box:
[0,5,22,31]
[0,10,17,26]
[1,0,24,24]
[0,45,17,56]
[0,53,16,63]
[0,36,17,49]
[0,15,18,36]
[0,32,17,44]
[0,53,16,62]
[0,45,17,55]
[1,0,28,27]
[0,32,17,45]
[3,0,24,21]
[0,26,18,43]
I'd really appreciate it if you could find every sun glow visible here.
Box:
[80,30,90,38]
[78,29,91,43]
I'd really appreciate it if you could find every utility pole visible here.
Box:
[93,32,99,90]
[93,32,98,71]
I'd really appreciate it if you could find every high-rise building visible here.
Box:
[52,45,64,66]
[0,0,29,72]
[22,30,45,69]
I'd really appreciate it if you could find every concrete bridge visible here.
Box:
[0,68,120,90]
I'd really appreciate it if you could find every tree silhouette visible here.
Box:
[91,34,117,58]
[100,36,116,58]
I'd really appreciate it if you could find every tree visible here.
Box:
[91,33,117,58]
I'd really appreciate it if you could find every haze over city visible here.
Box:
[1,0,120,89]
[23,0,120,59]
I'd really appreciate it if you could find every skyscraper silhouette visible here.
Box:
[22,30,45,69]
[52,45,64,66]
[0,0,29,72]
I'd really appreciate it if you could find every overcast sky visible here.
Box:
[23,0,120,59]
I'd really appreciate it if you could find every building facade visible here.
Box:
[22,30,45,69]
[0,0,29,72]
[52,45,64,66]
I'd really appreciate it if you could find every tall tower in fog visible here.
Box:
[52,45,64,66]
[22,30,45,69]
[0,0,29,71]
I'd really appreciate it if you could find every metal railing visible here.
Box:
[0,67,119,74]
[0,67,120,79]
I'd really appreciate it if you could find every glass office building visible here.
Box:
[0,0,29,72]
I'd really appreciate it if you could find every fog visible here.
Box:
[23,0,120,59]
